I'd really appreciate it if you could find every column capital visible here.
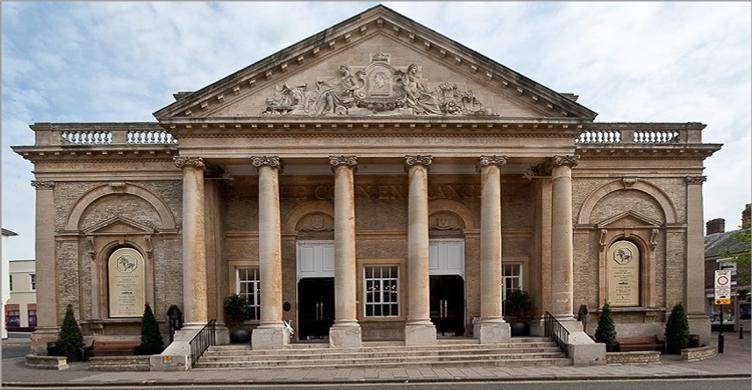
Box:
[31,180,55,190]
[478,155,508,168]
[405,155,432,168]
[174,156,205,170]
[251,156,281,169]
[685,175,707,185]
[329,155,358,170]
[551,155,580,168]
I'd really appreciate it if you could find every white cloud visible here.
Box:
[2,2,750,258]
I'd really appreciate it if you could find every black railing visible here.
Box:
[543,312,570,355]
[189,319,216,367]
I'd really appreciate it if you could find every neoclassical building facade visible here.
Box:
[15,6,720,354]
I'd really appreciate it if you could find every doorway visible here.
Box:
[430,275,465,335]
[297,277,334,340]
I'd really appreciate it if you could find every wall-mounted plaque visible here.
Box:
[108,247,146,317]
[606,240,640,307]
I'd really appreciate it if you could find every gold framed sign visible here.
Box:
[108,247,146,317]
[606,240,640,307]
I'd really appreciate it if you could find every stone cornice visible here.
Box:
[153,6,595,120]
[577,144,721,159]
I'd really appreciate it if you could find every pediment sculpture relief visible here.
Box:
[263,53,496,117]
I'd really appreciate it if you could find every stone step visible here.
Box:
[200,351,566,365]
[194,357,572,370]
[206,341,558,355]
[202,346,563,360]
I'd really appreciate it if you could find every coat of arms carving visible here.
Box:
[263,53,495,117]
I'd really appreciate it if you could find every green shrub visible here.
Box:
[665,303,689,354]
[224,294,249,326]
[595,303,619,352]
[56,304,84,360]
[136,304,164,355]
[504,289,534,319]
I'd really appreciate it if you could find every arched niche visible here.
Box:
[605,240,640,307]
[65,183,176,232]
[282,200,334,235]
[91,239,155,320]
[107,247,147,318]
[428,199,478,232]
[578,179,677,225]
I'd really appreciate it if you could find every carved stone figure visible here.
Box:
[262,54,496,117]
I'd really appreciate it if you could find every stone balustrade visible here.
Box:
[577,123,703,145]
[30,123,177,146]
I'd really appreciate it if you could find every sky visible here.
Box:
[2,1,750,260]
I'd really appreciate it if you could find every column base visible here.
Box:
[214,324,230,345]
[251,325,289,350]
[30,327,59,355]
[474,320,511,344]
[404,321,436,346]
[329,323,362,348]
[687,313,711,346]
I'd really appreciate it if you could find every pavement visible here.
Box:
[1,332,749,388]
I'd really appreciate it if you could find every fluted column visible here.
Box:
[476,156,511,343]
[174,157,208,327]
[328,155,362,348]
[404,155,436,346]
[550,155,578,319]
[250,156,288,349]
[29,180,58,354]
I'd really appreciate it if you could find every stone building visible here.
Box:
[6,259,37,331]
[14,6,720,359]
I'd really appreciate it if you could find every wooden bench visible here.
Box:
[617,336,664,352]
[88,340,140,357]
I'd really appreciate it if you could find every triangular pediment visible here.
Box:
[83,216,156,235]
[596,210,663,229]
[154,5,596,121]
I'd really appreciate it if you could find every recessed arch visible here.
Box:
[282,200,334,235]
[429,199,478,231]
[65,183,176,231]
[578,179,677,225]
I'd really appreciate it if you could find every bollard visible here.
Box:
[718,333,725,353]
[741,324,744,340]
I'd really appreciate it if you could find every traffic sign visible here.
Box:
[714,269,732,305]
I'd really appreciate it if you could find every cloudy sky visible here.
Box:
[2,2,750,259]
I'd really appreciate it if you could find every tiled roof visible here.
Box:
[705,228,750,258]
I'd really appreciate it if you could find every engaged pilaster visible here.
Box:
[404,155,437,346]
[250,156,288,349]
[29,180,58,354]
[476,155,511,343]
[685,175,711,345]
[328,155,362,348]
[174,157,208,327]
[550,155,578,319]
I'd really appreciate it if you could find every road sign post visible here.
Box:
[714,269,732,354]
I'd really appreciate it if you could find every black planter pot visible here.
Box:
[510,321,530,337]
[230,328,251,344]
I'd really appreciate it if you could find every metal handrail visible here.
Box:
[543,312,570,355]
[188,319,216,367]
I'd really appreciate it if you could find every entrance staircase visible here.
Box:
[194,337,571,369]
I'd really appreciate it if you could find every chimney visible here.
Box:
[706,218,725,235]
[743,204,751,229]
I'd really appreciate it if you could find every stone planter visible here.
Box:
[230,328,251,344]
[681,345,717,361]
[510,321,530,337]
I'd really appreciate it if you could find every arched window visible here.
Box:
[606,240,640,307]
[107,247,146,318]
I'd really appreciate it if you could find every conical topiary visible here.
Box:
[57,304,84,360]
[665,303,689,354]
[137,303,165,355]
[595,303,619,352]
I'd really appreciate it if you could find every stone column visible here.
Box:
[404,155,437,346]
[328,155,362,348]
[174,157,208,327]
[476,155,511,343]
[29,181,58,354]
[550,155,578,319]
[685,175,711,345]
[250,156,288,349]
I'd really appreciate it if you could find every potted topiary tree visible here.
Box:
[224,294,251,343]
[504,290,534,336]
[136,303,165,355]
[595,302,619,352]
[56,304,84,361]
[665,303,689,354]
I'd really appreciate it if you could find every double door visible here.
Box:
[429,275,465,336]
[297,277,334,340]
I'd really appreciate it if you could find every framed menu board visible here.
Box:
[606,240,640,307]
[108,247,146,317]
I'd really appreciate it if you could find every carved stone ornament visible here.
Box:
[297,213,334,232]
[650,228,659,250]
[599,229,608,251]
[405,155,433,167]
[329,155,358,169]
[251,156,281,168]
[31,180,55,190]
[430,212,464,231]
[263,54,495,117]
[685,176,707,185]
[478,155,508,167]
[173,156,205,169]
[551,155,580,168]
